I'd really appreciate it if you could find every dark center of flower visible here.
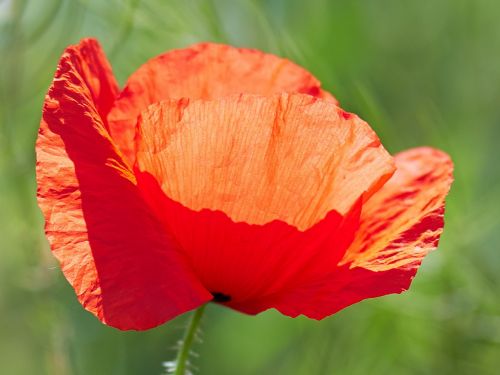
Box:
[211,292,231,303]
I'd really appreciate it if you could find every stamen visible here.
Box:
[211,292,231,303]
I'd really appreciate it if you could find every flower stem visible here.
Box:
[174,304,207,375]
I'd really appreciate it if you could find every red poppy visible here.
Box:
[37,38,453,330]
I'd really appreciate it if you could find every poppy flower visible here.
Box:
[36,38,453,330]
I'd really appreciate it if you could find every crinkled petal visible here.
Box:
[134,93,394,303]
[108,43,337,163]
[136,94,394,230]
[340,147,454,271]
[236,147,453,318]
[36,38,211,330]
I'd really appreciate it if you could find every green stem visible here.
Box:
[174,304,207,375]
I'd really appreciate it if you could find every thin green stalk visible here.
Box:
[173,304,207,375]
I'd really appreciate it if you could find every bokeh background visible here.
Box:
[1,0,499,374]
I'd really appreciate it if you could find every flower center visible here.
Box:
[211,292,231,303]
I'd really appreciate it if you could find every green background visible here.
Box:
[1,0,499,374]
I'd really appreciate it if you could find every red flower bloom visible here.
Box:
[37,38,453,330]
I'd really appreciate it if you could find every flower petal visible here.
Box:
[136,94,394,230]
[134,94,394,303]
[108,43,337,163]
[341,147,454,271]
[36,38,211,330]
[133,174,362,306]
[236,147,453,318]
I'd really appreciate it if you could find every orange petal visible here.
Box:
[342,147,454,270]
[108,43,337,164]
[54,38,119,124]
[135,93,394,230]
[235,147,453,318]
[133,93,394,302]
[36,38,211,330]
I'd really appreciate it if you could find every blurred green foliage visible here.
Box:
[1,0,499,374]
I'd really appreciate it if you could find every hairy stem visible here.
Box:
[173,304,207,375]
